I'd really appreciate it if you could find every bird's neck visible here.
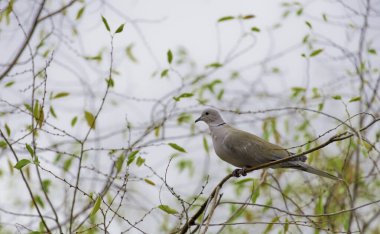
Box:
[209,121,227,128]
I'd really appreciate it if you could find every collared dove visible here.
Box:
[195,108,339,180]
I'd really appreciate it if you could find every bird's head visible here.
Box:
[195,108,225,126]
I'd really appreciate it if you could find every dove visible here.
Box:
[195,108,339,180]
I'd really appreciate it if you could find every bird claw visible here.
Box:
[232,168,247,177]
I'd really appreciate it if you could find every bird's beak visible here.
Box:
[195,116,202,123]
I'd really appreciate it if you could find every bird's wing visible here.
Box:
[223,127,290,167]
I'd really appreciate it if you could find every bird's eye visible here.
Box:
[205,112,209,115]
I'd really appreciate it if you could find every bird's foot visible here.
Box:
[232,167,248,177]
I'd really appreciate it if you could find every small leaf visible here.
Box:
[136,156,145,167]
[63,158,73,172]
[106,78,114,87]
[127,150,139,166]
[125,44,138,63]
[264,216,280,234]
[173,93,193,102]
[26,144,34,157]
[251,180,260,203]
[50,106,57,118]
[168,143,186,153]
[4,81,14,87]
[368,49,377,55]
[332,95,342,100]
[322,13,328,22]
[161,69,169,78]
[115,153,126,172]
[158,204,178,214]
[53,92,70,99]
[14,159,31,170]
[76,6,85,20]
[101,16,110,32]
[349,96,361,103]
[71,116,78,127]
[90,196,102,216]
[251,27,260,32]
[167,50,173,64]
[218,16,234,22]
[296,8,303,16]
[217,89,224,100]
[241,14,255,20]
[144,178,155,186]
[42,179,52,193]
[305,21,312,29]
[206,62,223,68]
[115,23,125,33]
[34,195,45,208]
[5,123,11,136]
[0,141,7,149]
[310,49,324,57]
[84,111,96,129]
[203,136,209,154]
[284,218,289,233]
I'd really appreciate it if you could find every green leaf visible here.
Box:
[101,16,110,32]
[161,69,169,78]
[217,89,224,100]
[84,111,96,129]
[206,62,223,68]
[106,77,114,87]
[349,96,361,103]
[296,8,303,16]
[173,93,193,102]
[368,49,377,55]
[310,49,324,57]
[241,14,255,20]
[71,116,78,127]
[4,81,14,87]
[33,101,44,128]
[203,136,209,154]
[14,159,31,170]
[125,44,138,63]
[127,150,139,166]
[41,179,52,193]
[63,158,73,172]
[90,196,102,216]
[264,216,280,234]
[115,153,126,172]
[251,27,261,32]
[167,50,173,64]
[218,16,234,22]
[35,195,45,208]
[251,180,261,203]
[115,23,125,33]
[50,106,57,118]
[284,218,289,233]
[144,178,155,186]
[26,144,34,157]
[322,13,328,22]
[5,123,11,136]
[332,95,342,100]
[136,156,145,167]
[168,143,186,153]
[76,6,85,20]
[315,194,323,214]
[53,92,70,99]
[305,21,312,29]
[0,141,7,149]
[158,204,178,215]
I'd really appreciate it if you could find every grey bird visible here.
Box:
[195,108,339,180]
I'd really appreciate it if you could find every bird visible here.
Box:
[195,108,340,180]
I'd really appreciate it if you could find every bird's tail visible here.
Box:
[290,162,341,180]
